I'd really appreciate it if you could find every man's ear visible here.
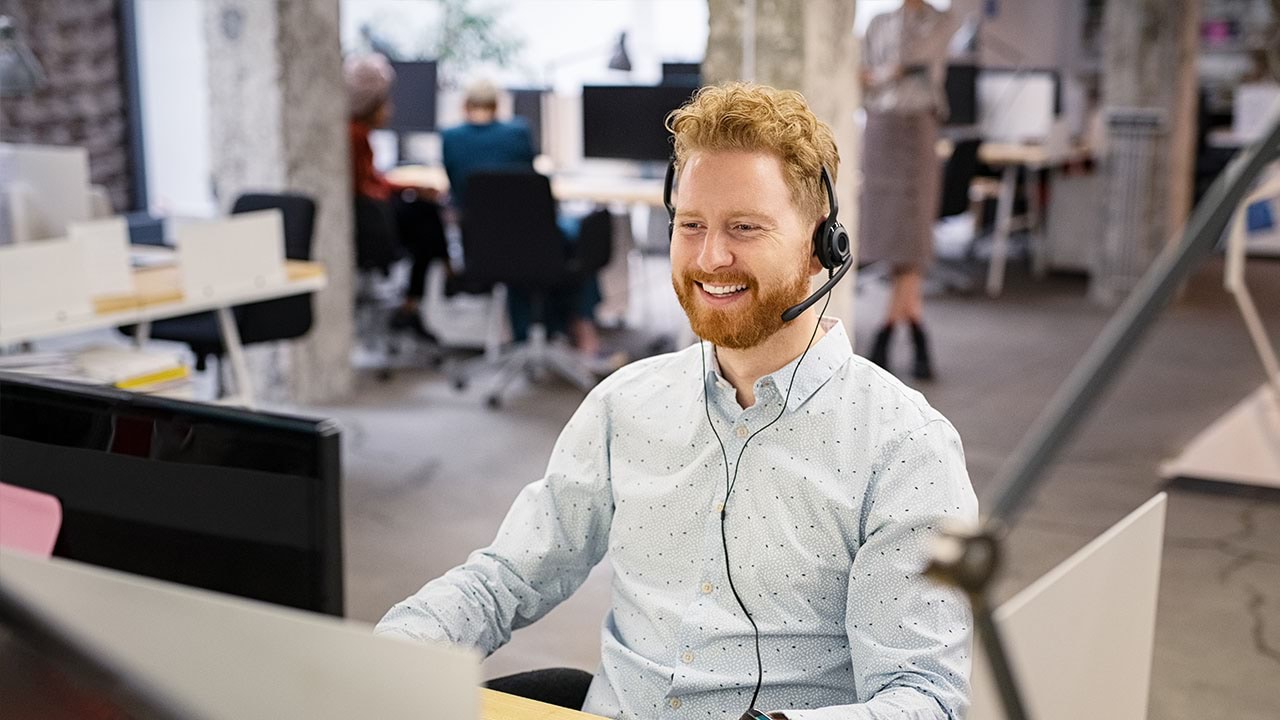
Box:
[809,251,824,276]
[808,217,827,275]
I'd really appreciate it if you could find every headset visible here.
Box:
[668,157,843,719]
[663,160,854,324]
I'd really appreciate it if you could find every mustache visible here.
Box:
[682,270,756,287]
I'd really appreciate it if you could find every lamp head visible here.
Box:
[608,31,632,72]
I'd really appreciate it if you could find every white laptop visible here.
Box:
[0,550,480,719]
[966,493,1167,720]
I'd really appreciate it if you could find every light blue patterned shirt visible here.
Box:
[377,319,979,719]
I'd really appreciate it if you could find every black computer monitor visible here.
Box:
[581,84,697,162]
[388,60,438,133]
[944,63,978,126]
[509,87,546,155]
[0,373,344,616]
[661,62,701,87]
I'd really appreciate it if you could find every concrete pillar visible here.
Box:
[1094,0,1200,304]
[703,0,860,339]
[204,0,354,403]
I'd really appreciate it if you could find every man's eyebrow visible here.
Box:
[674,208,778,222]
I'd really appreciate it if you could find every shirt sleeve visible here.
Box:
[373,390,615,656]
[778,419,979,720]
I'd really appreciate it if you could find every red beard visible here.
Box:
[673,265,812,349]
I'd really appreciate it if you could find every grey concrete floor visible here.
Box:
[310,254,1280,720]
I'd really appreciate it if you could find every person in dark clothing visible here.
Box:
[345,53,447,340]
[441,79,603,357]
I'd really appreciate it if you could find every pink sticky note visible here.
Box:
[0,482,63,558]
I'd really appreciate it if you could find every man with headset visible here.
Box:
[378,83,978,720]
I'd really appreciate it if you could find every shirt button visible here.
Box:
[681,651,695,664]
[669,698,683,709]
[735,425,749,438]
[700,581,714,594]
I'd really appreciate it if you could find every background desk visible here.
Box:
[0,260,326,407]
[977,143,1093,296]
[482,689,606,720]
[385,165,665,207]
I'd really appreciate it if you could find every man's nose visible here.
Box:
[697,228,732,273]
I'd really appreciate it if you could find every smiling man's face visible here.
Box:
[670,150,820,349]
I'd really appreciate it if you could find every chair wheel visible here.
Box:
[486,395,501,409]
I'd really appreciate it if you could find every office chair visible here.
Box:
[121,193,316,396]
[452,170,612,408]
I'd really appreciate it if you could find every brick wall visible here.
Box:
[0,0,135,212]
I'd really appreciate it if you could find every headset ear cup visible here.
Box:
[830,223,850,267]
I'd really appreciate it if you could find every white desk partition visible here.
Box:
[0,239,94,337]
[0,143,92,243]
[966,493,1167,720]
[0,550,481,720]
[68,216,135,297]
[175,209,287,302]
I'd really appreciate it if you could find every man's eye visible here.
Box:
[734,224,760,232]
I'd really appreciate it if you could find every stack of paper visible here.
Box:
[74,346,190,391]
[0,346,190,394]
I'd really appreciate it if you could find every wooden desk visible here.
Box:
[976,143,1093,296]
[481,689,607,720]
[1,260,327,407]
[385,165,665,207]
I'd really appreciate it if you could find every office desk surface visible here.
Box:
[481,689,607,720]
[386,165,665,207]
[978,142,1092,168]
[0,260,326,345]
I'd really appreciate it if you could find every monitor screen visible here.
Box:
[581,85,697,162]
[661,62,701,87]
[387,60,438,133]
[978,69,1060,143]
[509,88,546,155]
[944,64,978,126]
[0,373,344,616]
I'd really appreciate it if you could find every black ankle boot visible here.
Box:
[909,321,934,381]
[868,323,894,370]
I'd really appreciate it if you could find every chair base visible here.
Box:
[452,324,596,408]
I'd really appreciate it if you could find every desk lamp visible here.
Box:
[0,15,45,98]
[924,116,1280,719]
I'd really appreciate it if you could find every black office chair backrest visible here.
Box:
[229,192,317,343]
[938,138,981,219]
[572,208,613,276]
[461,170,568,290]
[231,193,316,261]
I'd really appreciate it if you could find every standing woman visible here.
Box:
[860,0,954,380]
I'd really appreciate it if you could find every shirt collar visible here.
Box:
[701,318,852,413]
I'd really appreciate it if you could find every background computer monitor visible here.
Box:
[0,143,92,244]
[944,64,978,127]
[508,87,546,155]
[387,60,438,133]
[581,84,697,162]
[978,69,1060,142]
[0,373,345,616]
[661,62,702,87]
